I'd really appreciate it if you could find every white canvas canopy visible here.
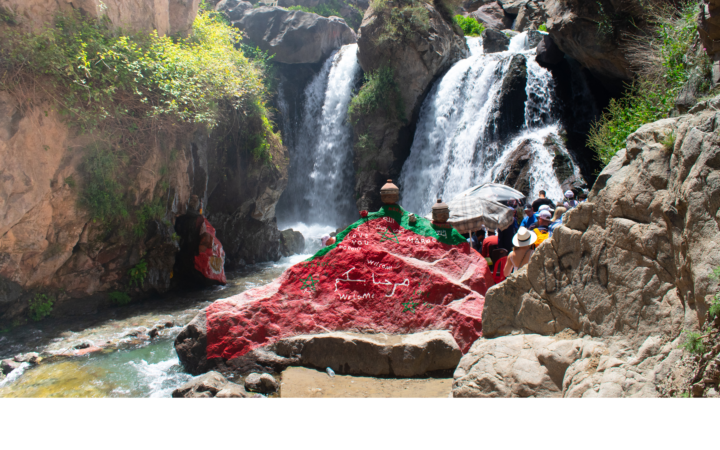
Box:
[424,184,521,233]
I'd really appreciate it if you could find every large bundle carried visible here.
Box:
[177,204,495,373]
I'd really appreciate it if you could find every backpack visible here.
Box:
[534,227,550,246]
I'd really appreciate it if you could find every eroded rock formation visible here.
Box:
[456,96,720,397]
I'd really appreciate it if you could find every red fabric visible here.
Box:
[481,235,498,258]
[193,217,227,285]
[206,211,495,362]
[493,256,507,284]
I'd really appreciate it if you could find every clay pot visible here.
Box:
[432,199,450,223]
[380,179,400,205]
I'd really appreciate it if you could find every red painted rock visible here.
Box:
[197,205,494,369]
[195,217,227,285]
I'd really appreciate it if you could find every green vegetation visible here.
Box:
[710,266,720,320]
[79,146,128,223]
[587,1,711,166]
[538,23,548,32]
[371,0,430,44]
[63,176,76,189]
[454,15,484,36]
[661,130,676,152]
[287,0,364,30]
[109,291,132,306]
[128,260,148,289]
[133,199,166,238]
[348,67,405,123]
[681,330,706,355]
[28,293,54,322]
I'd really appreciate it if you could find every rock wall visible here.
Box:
[0,97,288,326]
[351,0,468,211]
[457,96,720,397]
[0,0,201,36]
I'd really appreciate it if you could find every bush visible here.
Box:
[109,291,132,306]
[680,330,706,355]
[28,293,54,322]
[372,0,430,44]
[79,146,128,223]
[287,0,364,29]
[538,23,548,32]
[587,1,711,167]
[348,66,405,123]
[128,260,148,289]
[133,199,166,238]
[454,14,484,36]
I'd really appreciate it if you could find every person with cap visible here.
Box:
[520,204,535,228]
[548,206,566,237]
[563,190,579,210]
[531,190,555,212]
[529,209,553,245]
[503,227,537,277]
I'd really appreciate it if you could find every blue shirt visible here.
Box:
[549,219,563,236]
[521,213,537,229]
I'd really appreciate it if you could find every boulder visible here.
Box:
[526,30,544,49]
[482,98,720,352]
[352,1,468,210]
[544,0,633,90]
[281,229,306,256]
[1,359,21,375]
[13,352,40,364]
[513,0,546,32]
[699,0,720,67]
[497,0,527,15]
[536,34,564,66]
[176,204,494,375]
[272,331,463,377]
[481,28,510,53]
[234,7,357,64]
[486,54,527,140]
[453,334,604,397]
[215,0,252,21]
[172,371,249,398]
[463,0,497,13]
[244,373,279,393]
[468,2,512,31]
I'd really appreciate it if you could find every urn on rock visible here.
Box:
[432,199,450,224]
[380,179,400,205]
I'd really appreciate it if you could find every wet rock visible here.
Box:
[526,30,544,49]
[273,331,463,377]
[73,342,91,350]
[244,373,279,394]
[172,371,249,398]
[233,7,357,64]
[481,29,510,53]
[487,54,527,139]
[1,359,21,375]
[280,229,305,256]
[536,34,564,66]
[175,311,211,376]
[468,2,512,31]
[14,352,40,364]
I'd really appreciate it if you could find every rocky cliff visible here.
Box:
[453,96,720,397]
[350,0,468,211]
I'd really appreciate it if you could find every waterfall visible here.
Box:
[276,44,361,230]
[399,33,584,216]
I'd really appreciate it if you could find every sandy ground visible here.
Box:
[279,367,453,398]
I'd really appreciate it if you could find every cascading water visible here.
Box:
[276,44,361,232]
[399,33,585,215]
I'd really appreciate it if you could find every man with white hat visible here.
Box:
[503,227,537,277]
[563,190,579,210]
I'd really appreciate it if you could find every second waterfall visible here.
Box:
[276,44,361,230]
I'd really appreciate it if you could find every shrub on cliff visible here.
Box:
[588,1,712,166]
[454,15,484,37]
[348,66,405,124]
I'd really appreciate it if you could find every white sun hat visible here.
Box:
[565,190,574,198]
[512,227,538,248]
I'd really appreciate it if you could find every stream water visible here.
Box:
[0,255,308,398]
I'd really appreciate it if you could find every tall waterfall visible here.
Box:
[399,33,583,216]
[276,44,361,230]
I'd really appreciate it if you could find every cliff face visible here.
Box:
[0,0,201,36]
